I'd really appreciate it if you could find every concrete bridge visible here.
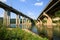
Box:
[37,0,60,28]
[37,0,60,39]
[0,1,33,27]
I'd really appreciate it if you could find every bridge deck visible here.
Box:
[0,1,33,20]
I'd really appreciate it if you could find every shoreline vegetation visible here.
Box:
[0,23,48,40]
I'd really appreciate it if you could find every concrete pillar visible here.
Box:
[22,17,24,25]
[28,19,30,23]
[25,18,30,29]
[3,10,10,27]
[22,17,24,29]
[26,18,28,24]
[38,19,42,25]
[27,19,30,29]
[25,18,28,29]
[43,12,53,40]
[16,14,20,27]
[36,19,43,34]
[43,12,52,28]
[39,19,43,31]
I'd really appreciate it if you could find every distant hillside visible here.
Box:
[0,17,22,24]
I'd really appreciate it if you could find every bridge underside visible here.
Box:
[46,1,60,18]
[37,0,60,39]
[38,0,60,20]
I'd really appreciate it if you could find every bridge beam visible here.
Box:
[3,10,10,27]
[16,14,20,27]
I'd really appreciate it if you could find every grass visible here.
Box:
[0,23,48,40]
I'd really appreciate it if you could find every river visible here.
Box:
[10,24,60,40]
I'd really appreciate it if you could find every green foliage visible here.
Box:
[0,23,7,40]
[53,26,60,37]
[10,19,22,24]
[53,20,60,23]
[55,11,60,17]
[53,21,58,23]
[0,23,48,40]
[10,19,16,24]
[42,20,47,23]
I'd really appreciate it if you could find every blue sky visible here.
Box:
[0,0,51,20]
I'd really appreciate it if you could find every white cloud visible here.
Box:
[0,0,7,2]
[37,0,40,1]
[34,2,43,6]
[19,0,26,2]
[27,11,36,19]
[27,11,32,16]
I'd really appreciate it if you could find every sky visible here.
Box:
[0,0,51,20]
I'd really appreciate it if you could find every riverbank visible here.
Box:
[0,23,48,40]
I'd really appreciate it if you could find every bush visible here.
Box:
[0,23,7,40]
[0,23,48,40]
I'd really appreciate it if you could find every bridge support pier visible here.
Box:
[22,17,24,29]
[43,12,53,40]
[16,14,20,28]
[25,18,28,28]
[36,19,43,34]
[3,10,10,27]
[25,18,31,29]
[27,19,30,29]
[39,19,43,31]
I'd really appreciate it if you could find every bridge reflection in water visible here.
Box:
[37,24,60,40]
